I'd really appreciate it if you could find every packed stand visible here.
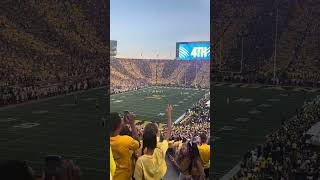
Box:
[234,96,320,179]
[1,1,108,106]
[110,58,210,94]
[110,98,210,180]
[214,0,320,87]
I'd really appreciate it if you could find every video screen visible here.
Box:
[176,41,210,60]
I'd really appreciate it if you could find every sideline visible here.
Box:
[220,162,241,180]
[0,86,106,111]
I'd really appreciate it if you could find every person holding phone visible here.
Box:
[169,142,205,180]
[110,112,140,180]
[133,104,173,180]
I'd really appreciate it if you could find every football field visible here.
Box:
[212,83,319,179]
[0,87,107,180]
[110,86,209,123]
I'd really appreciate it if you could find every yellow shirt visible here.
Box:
[198,144,210,169]
[134,140,169,180]
[110,147,116,178]
[110,135,140,180]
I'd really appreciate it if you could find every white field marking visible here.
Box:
[279,94,288,97]
[218,126,236,131]
[265,86,285,90]
[258,104,272,107]
[32,110,48,114]
[248,85,262,88]
[12,122,40,129]
[84,97,97,101]
[214,83,225,87]
[235,118,250,122]
[234,98,253,103]
[221,161,242,180]
[248,110,262,114]
[212,137,221,141]
[267,99,280,102]
[292,87,305,92]
[229,83,241,87]
[309,89,320,93]
[240,84,249,88]
[0,118,17,122]
[59,104,76,107]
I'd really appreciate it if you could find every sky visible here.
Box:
[110,0,210,59]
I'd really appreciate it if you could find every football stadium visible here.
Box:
[213,0,320,179]
[109,43,211,179]
[1,1,108,179]
[109,1,211,178]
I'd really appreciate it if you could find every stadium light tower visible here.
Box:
[240,36,244,73]
[273,7,279,84]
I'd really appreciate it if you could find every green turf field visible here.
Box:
[110,86,208,123]
[0,88,107,180]
[212,83,319,179]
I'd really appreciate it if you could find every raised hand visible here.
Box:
[167,104,173,114]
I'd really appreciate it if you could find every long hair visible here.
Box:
[187,141,201,174]
[141,123,158,155]
[110,112,122,135]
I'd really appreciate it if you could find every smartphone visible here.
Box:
[44,155,63,180]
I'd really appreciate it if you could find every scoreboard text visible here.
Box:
[176,41,210,60]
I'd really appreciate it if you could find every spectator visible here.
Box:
[134,104,172,180]
[198,133,210,179]
[110,112,140,180]
[169,142,206,180]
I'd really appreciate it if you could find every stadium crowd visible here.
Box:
[1,0,108,107]
[110,95,210,180]
[234,96,320,180]
[0,57,106,106]
[213,0,319,88]
[110,58,210,94]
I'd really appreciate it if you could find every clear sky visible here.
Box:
[110,0,210,59]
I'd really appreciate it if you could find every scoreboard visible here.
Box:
[176,41,210,60]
